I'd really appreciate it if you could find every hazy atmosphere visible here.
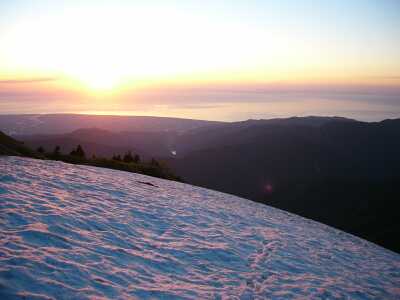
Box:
[1,0,399,120]
[1,1,400,299]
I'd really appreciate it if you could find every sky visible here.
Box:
[0,0,399,121]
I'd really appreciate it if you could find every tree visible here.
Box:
[70,145,85,158]
[150,158,159,167]
[53,145,61,156]
[37,146,45,154]
[112,154,122,161]
[133,154,140,163]
[76,145,85,158]
[123,151,134,163]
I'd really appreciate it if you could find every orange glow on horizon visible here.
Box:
[1,3,399,93]
[0,1,398,121]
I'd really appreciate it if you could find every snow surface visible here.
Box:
[0,157,399,299]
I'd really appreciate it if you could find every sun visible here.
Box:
[76,71,123,91]
[63,57,128,91]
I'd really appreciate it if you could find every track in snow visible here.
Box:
[0,157,399,299]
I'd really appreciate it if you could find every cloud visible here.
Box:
[120,83,400,107]
[0,77,58,84]
[364,76,400,80]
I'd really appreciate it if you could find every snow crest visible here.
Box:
[1,157,399,299]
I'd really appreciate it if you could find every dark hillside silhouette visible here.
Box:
[0,131,181,182]
[0,131,40,157]
[5,116,400,252]
[17,128,174,159]
[171,118,400,252]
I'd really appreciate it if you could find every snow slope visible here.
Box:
[0,157,399,299]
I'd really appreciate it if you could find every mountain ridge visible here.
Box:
[3,115,400,252]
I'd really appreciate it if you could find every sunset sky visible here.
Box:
[0,0,399,121]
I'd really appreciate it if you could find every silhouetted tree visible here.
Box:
[150,158,159,167]
[70,145,85,158]
[123,151,134,163]
[133,154,140,163]
[112,154,122,161]
[53,145,61,156]
[37,146,45,154]
[76,145,85,158]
